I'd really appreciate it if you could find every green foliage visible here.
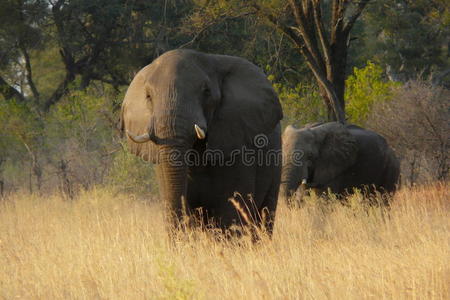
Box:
[42,89,115,191]
[45,88,157,196]
[0,0,47,68]
[345,62,400,125]
[0,100,42,156]
[0,99,45,191]
[46,89,111,147]
[0,83,159,196]
[270,77,327,128]
[44,89,111,179]
[29,45,66,100]
[187,1,306,85]
[48,0,196,85]
[1,0,448,193]
[105,144,157,197]
[361,0,450,81]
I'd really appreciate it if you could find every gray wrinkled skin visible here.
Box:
[280,122,400,206]
[121,49,283,236]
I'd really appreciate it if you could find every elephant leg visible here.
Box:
[186,169,211,228]
[259,185,278,237]
[257,161,281,237]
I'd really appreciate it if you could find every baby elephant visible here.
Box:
[280,122,400,206]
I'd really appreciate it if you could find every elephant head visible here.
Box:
[121,49,282,225]
[280,122,358,204]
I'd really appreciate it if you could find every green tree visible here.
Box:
[106,144,157,197]
[271,77,327,128]
[345,61,399,125]
[0,99,44,192]
[44,0,186,109]
[0,0,47,103]
[183,2,305,85]
[45,87,116,190]
[361,0,450,85]
[189,0,372,123]
[1,0,199,111]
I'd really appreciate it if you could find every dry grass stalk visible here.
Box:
[0,183,448,299]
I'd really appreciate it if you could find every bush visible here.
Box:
[367,80,449,184]
[271,78,327,128]
[40,89,116,195]
[345,61,399,125]
[273,62,398,130]
[0,99,44,193]
[105,143,158,198]
[0,85,159,197]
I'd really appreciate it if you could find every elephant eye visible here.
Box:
[146,94,153,110]
[145,84,153,103]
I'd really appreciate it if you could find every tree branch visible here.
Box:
[43,72,75,111]
[20,45,40,102]
[288,0,324,72]
[301,59,346,123]
[343,0,370,35]
[254,1,345,123]
[289,0,304,29]
[312,0,332,74]
[331,0,346,44]
[432,68,450,86]
[0,75,25,102]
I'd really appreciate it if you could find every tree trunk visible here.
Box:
[328,38,348,116]
[59,159,74,199]
[255,0,370,124]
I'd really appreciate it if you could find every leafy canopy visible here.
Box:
[346,61,400,125]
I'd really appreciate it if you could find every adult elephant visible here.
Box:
[280,122,400,206]
[121,49,282,236]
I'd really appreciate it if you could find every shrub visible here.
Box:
[0,99,44,193]
[367,80,449,184]
[44,89,116,194]
[345,61,399,125]
[270,77,327,128]
[105,143,158,198]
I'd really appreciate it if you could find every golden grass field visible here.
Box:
[1,183,448,299]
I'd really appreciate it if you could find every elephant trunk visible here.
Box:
[158,146,188,230]
[280,164,297,206]
[281,162,307,206]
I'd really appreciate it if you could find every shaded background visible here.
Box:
[0,0,448,197]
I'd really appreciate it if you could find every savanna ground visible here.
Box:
[0,183,448,299]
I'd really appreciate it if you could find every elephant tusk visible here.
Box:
[194,124,206,140]
[126,131,151,143]
[301,179,307,185]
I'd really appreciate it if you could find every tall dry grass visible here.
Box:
[0,184,448,299]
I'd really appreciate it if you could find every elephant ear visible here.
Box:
[312,122,358,185]
[207,56,283,155]
[120,66,159,163]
